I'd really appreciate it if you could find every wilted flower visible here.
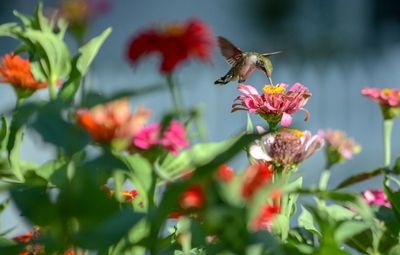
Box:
[232,83,311,128]
[241,162,274,200]
[133,120,189,155]
[250,128,324,171]
[251,204,280,232]
[127,19,214,73]
[179,185,205,209]
[320,129,361,167]
[76,99,151,143]
[361,189,391,208]
[361,87,400,120]
[0,53,47,97]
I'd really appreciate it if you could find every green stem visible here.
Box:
[166,73,182,118]
[319,169,331,191]
[49,79,57,100]
[383,119,393,167]
[15,97,25,109]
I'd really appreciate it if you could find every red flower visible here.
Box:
[251,204,280,231]
[179,185,205,209]
[217,164,235,182]
[127,19,214,73]
[0,53,47,92]
[241,162,274,200]
[122,189,139,202]
[13,232,33,243]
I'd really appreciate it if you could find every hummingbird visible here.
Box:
[214,36,281,86]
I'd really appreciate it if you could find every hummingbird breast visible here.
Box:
[239,54,258,80]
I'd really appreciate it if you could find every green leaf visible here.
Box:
[393,156,400,174]
[159,137,240,179]
[335,167,387,189]
[0,116,8,152]
[0,23,19,38]
[298,205,320,236]
[272,214,290,241]
[246,113,254,134]
[384,180,400,221]
[335,221,369,243]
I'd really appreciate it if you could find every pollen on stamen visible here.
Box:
[263,85,286,94]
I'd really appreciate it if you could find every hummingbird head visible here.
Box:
[256,56,273,77]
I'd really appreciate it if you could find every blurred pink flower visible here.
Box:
[361,189,391,208]
[232,83,311,128]
[361,87,400,107]
[250,128,324,170]
[320,129,361,164]
[133,121,189,155]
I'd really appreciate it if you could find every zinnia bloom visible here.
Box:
[361,87,400,119]
[241,162,274,200]
[361,189,391,208]
[0,53,47,95]
[251,204,280,232]
[76,99,151,143]
[127,19,214,73]
[250,128,324,171]
[179,185,205,209]
[133,120,189,155]
[320,129,361,167]
[232,83,311,128]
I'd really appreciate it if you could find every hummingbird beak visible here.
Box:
[268,76,274,86]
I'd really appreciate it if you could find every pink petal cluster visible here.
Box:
[320,129,361,160]
[250,128,324,169]
[361,189,391,208]
[232,83,311,127]
[133,121,189,155]
[361,87,400,107]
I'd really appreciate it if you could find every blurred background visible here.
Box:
[1,0,400,238]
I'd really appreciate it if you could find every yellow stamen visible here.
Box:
[382,89,393,96]
[263,85,286,94]
[279,128,304,137]
[163,24,185,36]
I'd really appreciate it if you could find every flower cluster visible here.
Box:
[320,129,361,167]
[77,99,189,154]
[127,19,214,73]
[0,53,47,96]
[232,83,311,128]
[250,127,324,171]
[361,189,391,208]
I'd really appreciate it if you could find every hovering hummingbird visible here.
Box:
[214,36,281,86]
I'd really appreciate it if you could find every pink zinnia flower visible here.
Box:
[320,129,361,166]
[232,83,311,128]
[133,121,189,155]
[127,19,214,73]
[250,128,324,170]
[361,189,391,208]
[361,87,400,119]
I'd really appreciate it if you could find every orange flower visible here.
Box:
[76,99,151,143]
[179,185,205,209]
[241,162,274,200]
[216,164,235,182]
[0,53,47,92]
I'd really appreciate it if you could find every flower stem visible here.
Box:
[319,169,331,190]
[166,73,182,118]
[49,78,57,100]
[383,119,393,167]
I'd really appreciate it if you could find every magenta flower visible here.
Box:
[232,83,311,128]
[361,189,391,208]
[249,128,324,170]
[320,129,361,167]
[133,121,189,155]
[361,87,400,119]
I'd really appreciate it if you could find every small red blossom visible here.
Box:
[13,232,33,243]
[241,162,274,200]
[127,19,215,73]
[179,185,205,209]
[217,164,235,182]
[251,204,281,231]
[122,189,139,202]
[0,53,47,92]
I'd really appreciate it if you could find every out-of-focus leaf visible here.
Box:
[335,221,369,243]
[159,137,240,179]
[384,180,400,221]
[335,167,387,189]
[393,156,400,174]
[246,113,254,134]
[0,23,19,37]
[298,205,320,236]
[0,116,8,152]
[272,214,290,241]
[389,245,400,255]
[59,28,111,102]
[75,209,144,250]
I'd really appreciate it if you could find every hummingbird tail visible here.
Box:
[214,77,228,85]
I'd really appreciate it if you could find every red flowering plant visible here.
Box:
[1,3,400,255]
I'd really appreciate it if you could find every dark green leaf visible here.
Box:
[0,116,8,152]
[298,205,320,236]
[393,156,400,174]
[335,167,387,189]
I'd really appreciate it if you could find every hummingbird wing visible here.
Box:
[261,51,282,57]
[217,36,243,66]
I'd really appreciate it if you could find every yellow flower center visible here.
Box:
[382,89,392,96]
[263,85,286,94]
[279,128,304,137]
[163,24,185,36]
